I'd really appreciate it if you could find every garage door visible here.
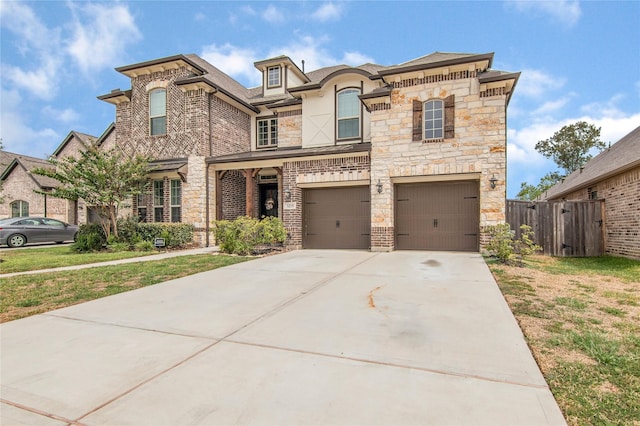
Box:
[395,181,479,251]
[303,186,370,249]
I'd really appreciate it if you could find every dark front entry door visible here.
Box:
[303,186,370,249]
[395,181,479,251]
[260,184,278,218]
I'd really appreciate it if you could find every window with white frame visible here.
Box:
[10,200,29,217]
[149,89,167,135]
[170,179,181,222]
[423,99,444,140]
[153,180,164,222]
[267,66,281,88]
[257,118,278,147]
[337,88,361,140]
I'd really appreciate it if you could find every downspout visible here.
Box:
[44,193,47,217]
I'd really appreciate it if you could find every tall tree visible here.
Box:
[534,121,606,175]
[516,171,563,200]
[32,143,150,239]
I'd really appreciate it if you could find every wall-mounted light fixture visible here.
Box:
[376,179,383,194]
[489,175,498,189]
[284,189,292,201]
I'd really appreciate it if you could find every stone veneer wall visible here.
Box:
[369,76,507,251]
[182,156,208,245]
[277,110,303,149]
[282,153,370,249]
[560,168,640,259]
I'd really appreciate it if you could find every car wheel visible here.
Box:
[55,241,64,244]
[7,234,27,248]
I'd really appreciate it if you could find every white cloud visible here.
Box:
[341,51,375,66]
[0,1,62,99]
[506,0,582,27]
[0,89,59,157]
[312,2,344,22]
[201,43,261,86]
[517,69,566,98]
[194,12,207,22]
[42,106,80,124]
[531,94,574,116]
[66,3,142,74]
[262,4,284,24]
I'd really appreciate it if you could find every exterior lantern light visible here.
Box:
[489,175,498,189]
[284,189,292,201]
[376,179,383,194]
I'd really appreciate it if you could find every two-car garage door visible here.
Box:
[395,181,479,251]
[302,180,479,251]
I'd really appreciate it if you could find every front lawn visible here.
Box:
[0,246,159,273]
[488,255,640,426]
[0,254,251,323]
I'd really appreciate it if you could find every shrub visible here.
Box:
[136,223,194,248]
[215,216,286,255]
[72,223,106,252]
[134,240,155,252]
[486,223,541,265]
[116,217,141,245]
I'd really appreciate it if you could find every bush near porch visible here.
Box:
[214,216,286,256]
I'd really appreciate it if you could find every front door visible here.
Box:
[260,184,278,218]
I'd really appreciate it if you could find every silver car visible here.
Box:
[0,217,79,248]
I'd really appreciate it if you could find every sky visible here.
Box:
[1,0,639,198]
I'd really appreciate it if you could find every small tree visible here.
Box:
[32,143,149,239]
[535,121,606,175]
[486,223,541,265]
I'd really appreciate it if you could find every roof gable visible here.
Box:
[544,125,640,199]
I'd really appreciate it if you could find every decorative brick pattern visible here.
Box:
[390,70,477,89]
[371,226,394,251]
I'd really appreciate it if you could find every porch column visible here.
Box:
[216,170,227,221]
[243,168,257,217]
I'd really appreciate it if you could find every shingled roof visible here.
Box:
[0,152,59,189]
[544,125,640,200]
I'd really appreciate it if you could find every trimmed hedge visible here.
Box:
[215,216,286,255]
[72,221,194,252]
[136,223,194,248]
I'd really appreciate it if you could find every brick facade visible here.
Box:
[561,168,640,259]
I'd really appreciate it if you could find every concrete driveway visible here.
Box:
[1,250,566,425]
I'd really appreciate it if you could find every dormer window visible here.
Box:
[267,66,281,88]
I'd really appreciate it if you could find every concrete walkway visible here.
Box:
[0,250,566,425]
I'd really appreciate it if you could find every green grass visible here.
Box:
[528,255,640,283]
[0,246,159,273]
[0,254,251,322]
[488,255,640,425]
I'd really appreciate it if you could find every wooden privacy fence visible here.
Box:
[506,200,604,257]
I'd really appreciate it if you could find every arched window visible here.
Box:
[10,200,29,217]
[423,99,444,140]
[149,89,167,135]
[337,88,361,140]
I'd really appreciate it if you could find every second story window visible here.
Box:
[257,118,278,148]
[267,66,281,88]
[424,99,444,140]
[149,89,166,135]
[337,88,361,140]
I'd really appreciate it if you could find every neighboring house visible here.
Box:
[0,152,64,220]
[0,130,97,223]
[542,125,640,259]
[90,50,520,251]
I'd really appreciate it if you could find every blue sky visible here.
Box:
[1,0,639,198]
